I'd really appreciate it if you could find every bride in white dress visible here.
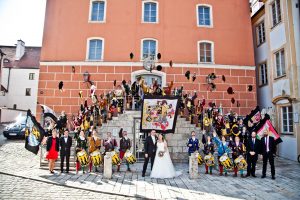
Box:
[150,134,182,178]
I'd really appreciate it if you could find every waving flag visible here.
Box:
[255,114,282,145]
[25,110,46,154]
[41,104,57,122]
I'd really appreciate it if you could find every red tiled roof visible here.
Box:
[0,46,41,69]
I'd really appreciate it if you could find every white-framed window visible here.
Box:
[86,38,104,61]
[142,1,158,23]
[198,41,214,63]
[259,63,268,86]
[281,106,293,133]
[271,0,281,27]
[25,88,31,96]
[256,21,266,46]
[29,73,35,80]
[89,0,106,22]
[141,38,158,60]
[275,49,285,77]
[196,4,213,27]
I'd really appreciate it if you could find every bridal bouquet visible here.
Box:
[158,151,165,157]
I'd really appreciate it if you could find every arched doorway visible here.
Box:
[131,70,166,87]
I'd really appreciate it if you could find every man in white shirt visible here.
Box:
[261,130,276,180]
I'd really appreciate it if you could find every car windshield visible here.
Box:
[6,115,27,129]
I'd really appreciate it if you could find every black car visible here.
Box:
[3,116,27,139]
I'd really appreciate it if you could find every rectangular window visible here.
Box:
[199,42,212,63]
[256,21,266,46]
[198,6,211,26]
[259,63,268,86]
[25,88,31,96]
[282,106,293,133]
[88,39,103,60]
[142,40,156,60]
[275,49,286,77]
[91,1,105,22]
[143,2,157,23]
[271,0,281,27]
[29,73,35,80]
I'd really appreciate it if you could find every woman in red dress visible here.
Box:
[46,129,59,173]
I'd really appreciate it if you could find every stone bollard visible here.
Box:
[104,152,112,179]
[189,152,199,179]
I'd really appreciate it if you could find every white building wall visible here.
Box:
[0,68,39,114]
[269,23,286,51]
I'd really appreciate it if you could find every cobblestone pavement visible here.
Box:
[0,141,300,200]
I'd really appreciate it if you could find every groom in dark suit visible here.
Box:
[59,129,72,173]
[142,130,157,177]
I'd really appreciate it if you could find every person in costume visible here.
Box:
[212,131,231,176]
[202,134,215,174]
[46,129,59,174]
[114,85,124,113]
[103,132,120,171]
[230,136,246,177]
[187,131,199,156]
[88,129,102,172]
[119,130,132,172]
[76,130,88,174]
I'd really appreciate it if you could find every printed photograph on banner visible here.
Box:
[140,96,179,133]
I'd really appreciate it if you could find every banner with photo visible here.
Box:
[140,96,179,133]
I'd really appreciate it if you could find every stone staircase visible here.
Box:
[97,111,203,163]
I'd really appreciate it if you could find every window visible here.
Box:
[275,49,285,77]
[198,41,213,63]
[29,73,35,80]
[271,0,281,27]
[25,88,31,96]
[256,21,266,46]
[197,5,212,27]
[259,63,268,86]
[89,0,106,22]
[142,1,158,23]
[141,39,157,60]
[282,106,293,133]
[87,38,104,60]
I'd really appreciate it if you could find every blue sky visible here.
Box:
[0,0,46,46]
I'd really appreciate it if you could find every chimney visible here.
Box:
[15,39,25,60]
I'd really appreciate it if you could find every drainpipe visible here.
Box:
[6,67,11,92]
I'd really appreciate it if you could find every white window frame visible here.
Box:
[88,0,107,23]
[281,106,293,134]
[259,62,268,86]
[256,21,266,46]
[196,4,213,28]
[140,38,158,61]
[197,40,214,64]
[275,49,286,78]
[271,0,282,27]
[86,37,105,61]
[142,0,159,24]
[29,73,35,80]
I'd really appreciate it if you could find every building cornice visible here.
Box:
[40,61,255,70]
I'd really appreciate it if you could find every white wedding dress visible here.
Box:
[150,141,182,178]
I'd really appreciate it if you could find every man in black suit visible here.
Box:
[260,130,276,179]
[246,131,260,177]
[59,129,72,173]
[142,130,157,177]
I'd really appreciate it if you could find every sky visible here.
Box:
[0,0,46,47]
